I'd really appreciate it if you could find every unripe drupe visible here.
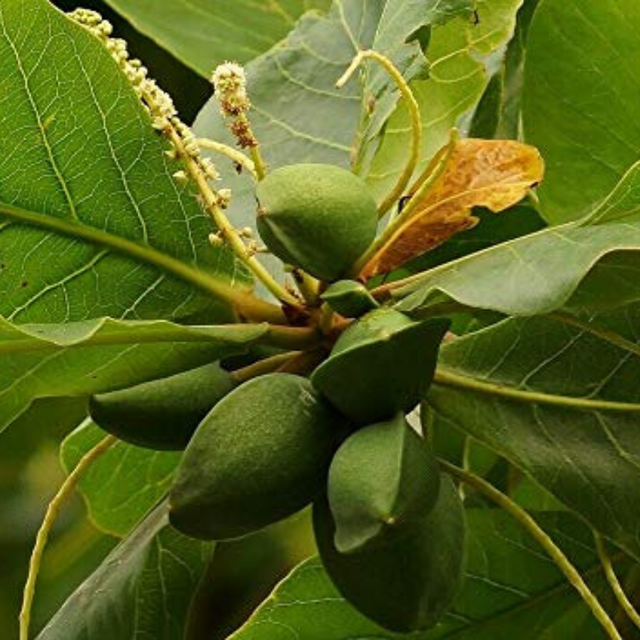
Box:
[256,164,378,281]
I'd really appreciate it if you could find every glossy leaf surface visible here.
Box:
[0,0,246,326]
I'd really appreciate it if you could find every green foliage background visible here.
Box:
[2,0,640,638]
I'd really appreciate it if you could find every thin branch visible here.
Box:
[595,533,640,631]
[440,460,622,640]
[19,435,118,640]
[276,348,326,375]
[337,50,422,218]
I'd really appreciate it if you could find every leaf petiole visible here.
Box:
[433,368,640,413]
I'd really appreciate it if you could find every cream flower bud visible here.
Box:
[212,62,250,116]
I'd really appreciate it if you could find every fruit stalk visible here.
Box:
[318,303,336,335]
[291,268,321,305]
[230,351,302,383]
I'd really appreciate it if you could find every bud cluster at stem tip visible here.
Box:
[68,9,220,183]
[212,62,250,116]
[211,62,257,149]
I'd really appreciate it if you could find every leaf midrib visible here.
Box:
[0,200,242,305]
[0,323,266,356]
[433,368,640,413]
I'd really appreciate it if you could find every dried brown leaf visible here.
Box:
[359,139,545,279]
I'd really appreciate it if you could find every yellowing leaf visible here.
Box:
[359,139,545,279]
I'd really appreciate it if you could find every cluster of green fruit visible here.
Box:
[89,165,465,632]
[90,307,463,632]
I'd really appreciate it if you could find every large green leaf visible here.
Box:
[0,0,246,325]
[366,0,525,202]
[37,502,213,640]
[522,0,640,223]
[0,316,270,432]
[193,0,472,272]
[102,0,331,76]
[393,161,640,317]
[61,421,180,537]
[428,307,640,559]
[231,510,606,639]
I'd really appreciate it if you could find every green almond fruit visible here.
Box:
[169,373,349,541]
[256,164,378,281]
[312,308,449,424]
[321,280,379,318]
[314,476,465,633]
[328,413,441,554]
[89,362,235,451]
